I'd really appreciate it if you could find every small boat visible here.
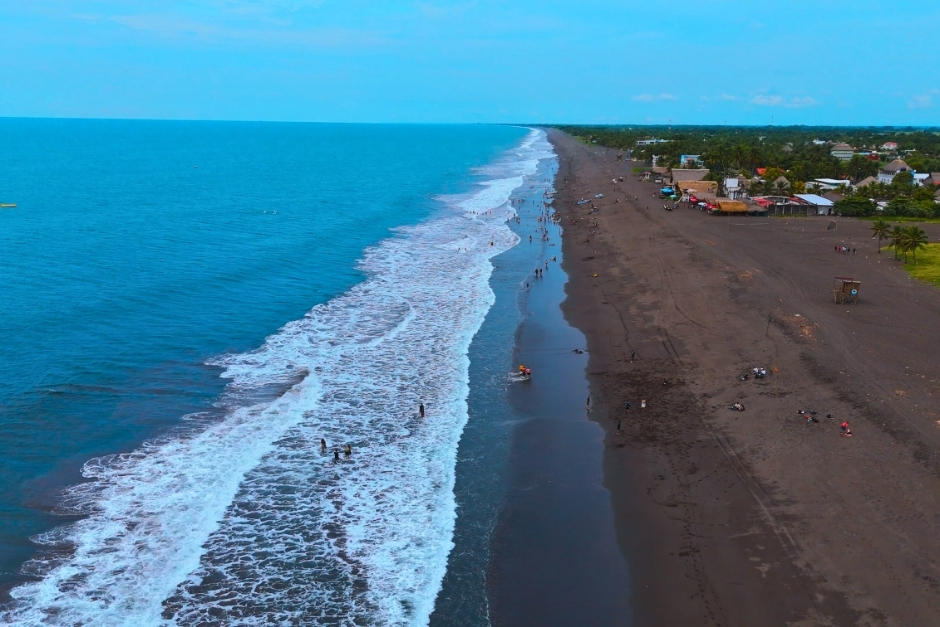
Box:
[0,203,16,208]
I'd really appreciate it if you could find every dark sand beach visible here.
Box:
[548,129,940,625]
[486,188,631,626]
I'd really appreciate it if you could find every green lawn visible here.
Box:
[862,216,940,224]
[901,243,940,287]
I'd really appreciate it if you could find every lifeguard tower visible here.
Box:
[832,277,861,304]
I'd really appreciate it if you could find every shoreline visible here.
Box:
[431,135,631,626]
[485,191,631,625]
[548,129,940,625]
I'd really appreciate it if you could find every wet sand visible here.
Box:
[549,129,940,625]
[486,188,630,626]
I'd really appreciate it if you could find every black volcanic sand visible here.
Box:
[487,196,631,625]
[549,128,940,625]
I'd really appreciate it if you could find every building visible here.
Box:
[771,175,790,192]
[809,178,853,191]
[856,175,878,188]
[636,138,671,145]
[752,195,806,215]
[714,199,749,214]
[913,173,931,186]
[881,141,898,151]
[830,143,855,160]
[724,177,742,199]
[823,191,844,204]
[679,154,704,167]
[677,180,719,198]
[877,158,911,184]
[794,193,835,215]
[670,168,709,184]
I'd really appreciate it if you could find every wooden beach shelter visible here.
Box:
[678,180,718,196]
[716,199,748,214]
[832,277,861,304]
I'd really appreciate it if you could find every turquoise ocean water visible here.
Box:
[0,119,557,624]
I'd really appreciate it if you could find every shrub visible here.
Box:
[834,196,876,216]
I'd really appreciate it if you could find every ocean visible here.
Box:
[0,119,558,624]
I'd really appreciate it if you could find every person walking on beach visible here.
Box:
[419,403,425,418]
[841,421,852,437]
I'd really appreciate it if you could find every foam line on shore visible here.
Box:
[5,130,555,625]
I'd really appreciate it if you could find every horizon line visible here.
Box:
[1,115,938,130]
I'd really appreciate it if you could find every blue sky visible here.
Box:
[1,1,938,125]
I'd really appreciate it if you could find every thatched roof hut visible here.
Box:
[882,158,910,173]
[716,199,748,213]
[677,180,718,195]
[671,168,709,183]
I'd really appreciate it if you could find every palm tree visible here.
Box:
[888,225,905,260]
[900,226,929,264]
[870,218,891,253]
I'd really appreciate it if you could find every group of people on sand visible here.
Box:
[725,398,854,437]
[726,365,855,436]
[796,410,852,435]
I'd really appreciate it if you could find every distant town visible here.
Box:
[560,126,940,219]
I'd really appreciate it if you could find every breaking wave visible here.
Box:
[3,129,556,626]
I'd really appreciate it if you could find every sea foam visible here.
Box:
[4,129,556,626]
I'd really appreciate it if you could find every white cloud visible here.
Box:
[704,93,738,102]
[105,12,390,48]
[751,94,782,106]
[633,93,676,102]
[787,96,818,108]
[908,89,938,109]
[751,94,817,108]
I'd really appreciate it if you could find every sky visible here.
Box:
[1,0,938,125]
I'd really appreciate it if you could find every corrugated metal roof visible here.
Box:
[794,193,834,206]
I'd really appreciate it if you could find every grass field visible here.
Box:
[901,243,940,286]
[862,216,940,224]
